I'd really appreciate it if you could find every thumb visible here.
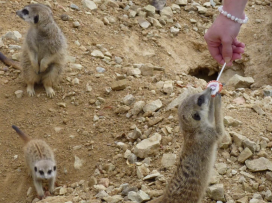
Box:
[222,39,233,65]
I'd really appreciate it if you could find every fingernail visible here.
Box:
[224,57,231,63]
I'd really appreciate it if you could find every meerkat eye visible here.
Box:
[192,113,201,121]
[22,9,29,15]
[48,170,52,175]
[53,166,57,171]
[39,170,44,175]
[34,167,37,172]
[197,95,205,106]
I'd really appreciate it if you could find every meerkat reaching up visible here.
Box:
[12,125,57,199]
[149,88,224,203]
[16,4,67,98]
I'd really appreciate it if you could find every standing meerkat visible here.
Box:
[16,4,67,97]
[149,88,224,203]
[12,125,57,199]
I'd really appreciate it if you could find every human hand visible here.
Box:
[204,14,245,66]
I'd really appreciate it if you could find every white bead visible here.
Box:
[235,18,238,22]
[218,6,248,24]
[223,11,227,16]
[238,19,242,24]
[231,16,235,20]
[227,14,231,18]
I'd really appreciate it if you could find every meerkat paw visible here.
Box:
[45,86,55,98]
[27,85,35,97]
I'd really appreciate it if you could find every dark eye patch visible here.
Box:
[39,170,44,175]
[54,166,57,171]
[22,9,29,15]
[34,167,37,172]
[192,113,201,121]
[34,15,39,24]
[197,95,205,106]
[48,170,52,175]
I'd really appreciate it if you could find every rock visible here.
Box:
[111,79,128,91]
[70,3,80,10]
[70,63,83,70]
[74,156,83,169]
[237,196,248,203]
[144,5,156,16]
[137,164,150,179]
[3,31,22,41]
[163,81,173,94]
[207,184,225,201]
[143,170,161,180]
[161,154,176,168]
[140,64,154,76]
[170,26,180,35]
[72,78,79,85]
[60,14,70,21]
[99,178,110,188]
[226,74,254,89]
[219,131,232,149]
[0,38,4,47]
[243,138,258,153]
[115,56,122,64]
[128,127,142,140]
[91,50,104,58]
[266,171,272,181]
[106,0,119,8]
[230,131,246,147]
[73,21,80,28]
[15,90,23,98]
[224,116,242,127]
[138,18,151,29]
[128,190,150,202]
[166,86,202,110]
[102,195,123,203]
[127,153,137,164]
[123,94,135,106]
[127,68,141,76]
[88,176,97,187]
[132,101,145,115]
[82,0,97,10]
[171,4,181,12]
[148,117,163,126]
[114,105,130,114]
[96,67,106,73]
[35,196,73,202]
[143,99,162,112]
[176,0,187,6]
[129,10,137,18]
[264,190,272,201]
[93,115,99,122]
[134,133,162,158]
[160,7,173,18]
[96,190,109,199]
[238,147,253,163]
[252,104,265,115]
[245,157,272,172]
[209,168,220,185]
[215,163,227,175]
[197,6,207,14]
[59,187,67,195]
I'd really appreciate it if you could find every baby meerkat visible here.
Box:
[150,88,224,203]
[12,125,57,199]
[16,4,67,97]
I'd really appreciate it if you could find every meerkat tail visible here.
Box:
[12,125,30,143]
[0,52,21,70]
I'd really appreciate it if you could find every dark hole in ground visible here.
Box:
[189,67,218,82]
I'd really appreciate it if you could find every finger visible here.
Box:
[221,38,233,64]
[232,53,242,61]
[232,45,245,54]
[233,38,245,48]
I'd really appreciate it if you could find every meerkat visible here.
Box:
[16,4,67,98]
[12,125,57,199]
[149,87,224,203]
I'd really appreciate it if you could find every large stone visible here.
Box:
[166,86,202,110]
[215,163,227,175]
[82,0,97,10]
[128,190,150,202]
[131,101,145,115]
[137,164,150,179]
[140,64,154,76]
[161,154,176,168]
[226,74,254,89]
[111,79,128,91]
[196,6,207,14]
[143,99,162,112]
[3,31,22,42]
[123,94,135,106]
[176,0,187,6]
[91,50,104,58]
[160,7,173,18]
[134,133,162,158]
[207,184,225,201]
[252,104,265,115]
[224,116,242,127]
[245,157,272,172]
[163,81,173,94]
[238,147,253,163]
[219,131,232,149]
[138,18,151,29]
[103,195,123,203]
[144,5,156,16]
[243,138,258,153]
[230,131,247,147]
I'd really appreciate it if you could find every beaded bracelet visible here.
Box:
[218,6,249,24]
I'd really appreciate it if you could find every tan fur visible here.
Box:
[12,125,57,199]
[150,88,224,203]
[16,4,67,97]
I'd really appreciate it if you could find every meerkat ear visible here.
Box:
[34,166,37,172]
[53,166,57,171]
[34,15,39,24]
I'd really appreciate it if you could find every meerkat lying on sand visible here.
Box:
[16,4,67,97]
[149,87,224,203]
[12,125,57,199]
